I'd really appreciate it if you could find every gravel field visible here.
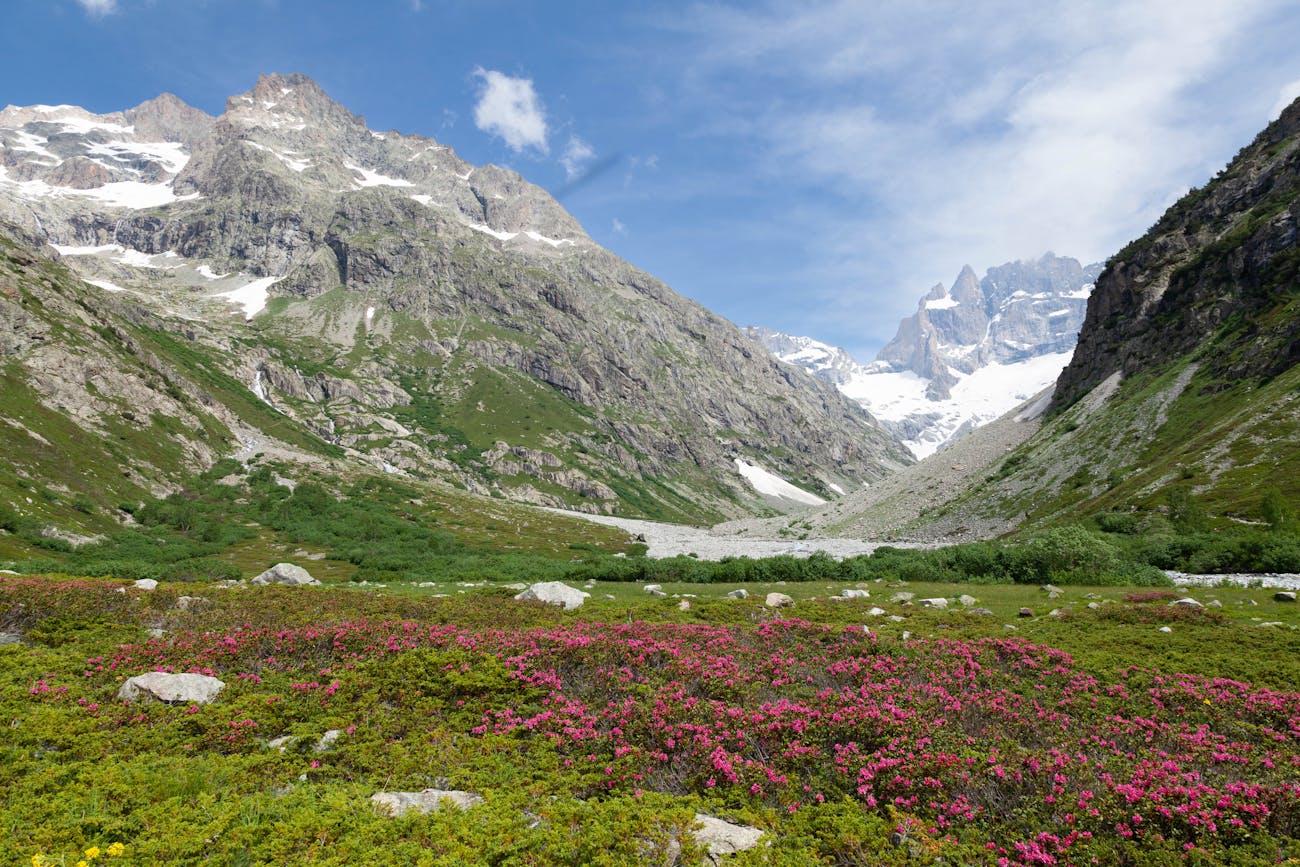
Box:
[545,510,911,560]
[1169,571,1300,590]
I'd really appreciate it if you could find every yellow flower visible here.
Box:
[77,861,89,867]
[107,843,126,857]
[85,847,102,859]
[32,855,44,867]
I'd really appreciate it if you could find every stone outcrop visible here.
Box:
[514,581,589,610]
[117,672,225,704]
[251,563,321,586]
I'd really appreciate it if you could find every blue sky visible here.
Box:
[5,1,1300,359]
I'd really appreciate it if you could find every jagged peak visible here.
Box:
[222,72,365,132]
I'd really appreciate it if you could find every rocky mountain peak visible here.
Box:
[755,253,1099,458]
[125,93,215,148]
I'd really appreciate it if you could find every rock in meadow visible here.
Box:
[514,581,589,610]
[1018,607,1034,618]
[765,592,795,608]
[691,813,765,859]
[371,789,484,817]
[840,588,870,599]
[958,594,978,607]
[1275,591,1297,603]
[865,607,886,616]
[0,632,21,645]
[643,584,664,594]
[117,672,225,705]
[1171,597,1203,607]
[133,578,158,591]
[726,588,749,600]
[251,563,321,586]
[678,600,691,611]
[918,597,948,610]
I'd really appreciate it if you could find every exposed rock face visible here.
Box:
[117,672,225,704]
[1053,97,1300,412]
[0,73,911,522]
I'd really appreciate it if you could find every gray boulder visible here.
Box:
[371,789,484,817]
[889,591,915,603]
[1170,597,1203,608]
[0,632,21,645]
[726,588,749,600]
[692,813,765,861]
[958,594,978,607]
[917,597,948,609]
[1275,591,1297,603]
[514,581,589,610]
[251,563,321,586]
[117,672,225,704]
[765,592,795,609]
[840,589,870,599]
[133,578,159,591]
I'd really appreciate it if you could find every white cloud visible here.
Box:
[676,0,1295,335]
[612,217,627,235]
[561,135,595,179]
[1271,78,1300,120]
[77,0,117,14]
[472,68,548,154]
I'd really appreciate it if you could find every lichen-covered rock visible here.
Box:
[514,581,588,610]
[117,672,225,705]
[370,789,483,817]
[251,563,320,586]
[692,813,765,860]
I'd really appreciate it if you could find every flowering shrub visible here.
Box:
[5,575,1299,865]
[86,613,1300,864]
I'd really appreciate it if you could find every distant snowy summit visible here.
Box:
[749,253,1101,459]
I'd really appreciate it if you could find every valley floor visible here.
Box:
[547,509,909,559]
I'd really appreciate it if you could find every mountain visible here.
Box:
[749,253,1099,458]
[747,96,1300,541]
[0,73,912,527]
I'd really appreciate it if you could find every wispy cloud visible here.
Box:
[669,0,1295,342]
[561,135,595,179]
[76,0,117,16]
[1271,79,1300,120]
[472,68,548,154]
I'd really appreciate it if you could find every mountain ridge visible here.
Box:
[0,73,912,526]
[750,252,1098,458]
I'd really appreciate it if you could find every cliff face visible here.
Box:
[0,74,911,522]
[1054,98,1300,411]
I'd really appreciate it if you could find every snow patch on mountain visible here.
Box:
[749,254,1101,459]
[734,459,826,506]
[219,276,281,319]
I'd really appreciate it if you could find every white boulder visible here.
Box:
[514,581,589,610]
[117,672,225,705]
[765,592,795,609]
[251,563,321,586]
